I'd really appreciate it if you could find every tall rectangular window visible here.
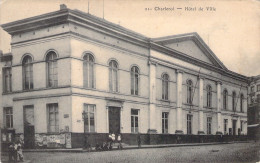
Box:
[46,51,58,88]
[109,60,118,92]
[131,109,139,133]
[187,114,192,134]
[224,119,228,135]
[47,103,59,133]
[207,117,212,135]
[162,112,168,134]
[83,54,95,88]
[240,121,243,132]
[131,66,139,95]
[83,104,95,132]
[3,68,12,92]
[4,107,13,128]
[257,85,260,92]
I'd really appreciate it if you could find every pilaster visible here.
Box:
[198,76,205,134]
[175,69,183,134]
[216,81,223,135]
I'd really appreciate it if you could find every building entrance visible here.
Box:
[232,120,237,136]
[23,106,35,149]
[108,107,121,134]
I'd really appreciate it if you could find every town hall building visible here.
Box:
[0,5,249,148]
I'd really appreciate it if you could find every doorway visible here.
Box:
[232,120,237,136]
[23,106,35,149]
[108,107,121,134]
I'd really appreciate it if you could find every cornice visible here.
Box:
[1,7,250,84]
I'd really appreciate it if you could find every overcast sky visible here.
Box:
[0,0,259,77]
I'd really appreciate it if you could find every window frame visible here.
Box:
[187,114,192,135]
[83,104,96,133]
[22,55,33,90]
[251,86,254,93]
[130,66,140,96]
[162,112,169,134]
[207,117,212,135]
[224,119,228,135]
[109,60,119,92]
[187,80,193,104]
[206,85,212,108]
[46,51,58,88]
[162,73,169,100]
[2,67,12,93]
[223,89,228,110]
[240,121,243,132]
[83,53,95,88]
[232,91,236,111]
[131,109,139,133]
[257,85,260,92]
[3,107,13,129]
[240,94,244,112]
[47,103,59,133]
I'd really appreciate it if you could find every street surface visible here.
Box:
[3,141,260,163]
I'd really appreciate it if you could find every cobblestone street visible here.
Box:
[17,142,259,163]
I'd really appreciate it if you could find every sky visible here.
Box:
[0,0,259,77]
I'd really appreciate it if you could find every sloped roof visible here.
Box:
[152,32,228,70]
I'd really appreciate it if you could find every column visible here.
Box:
[216,81,223,135]
[175,70,183,134]
[198,76,205,134]
[148,61,157,133]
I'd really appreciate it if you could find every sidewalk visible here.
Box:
[21,141,251,153]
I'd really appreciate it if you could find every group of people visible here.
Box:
[95,133,123,151]
[8,140,24,162]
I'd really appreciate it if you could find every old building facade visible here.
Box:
[248,75,260,140]
[1,5,249,148]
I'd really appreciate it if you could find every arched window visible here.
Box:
[46,51,58,87]
[131,66,139,95]
[187,80,193,104]
[240,94,244,112]
[162,73,169,100]
[232,91,236,111]
[223,89,228,110]
[109,60,118,92]
[206,85,212,108]
[83,53,95,88]
[22,55,33,90]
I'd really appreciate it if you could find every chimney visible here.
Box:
[60,4,67,10]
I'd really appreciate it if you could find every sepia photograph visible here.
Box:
[0,0,259,162]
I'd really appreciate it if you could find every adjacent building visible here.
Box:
[248,75,260,140]
[0,5,249,148]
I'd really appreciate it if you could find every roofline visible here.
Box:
[1,7,249,82]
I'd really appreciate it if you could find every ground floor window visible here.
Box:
[4,107,13,128]
[83,104,95,132]
[131,109,139,133]
[47,103,59,133]
[187,114,192,134]
[240,121,243,132]
[162,112,169,134]
[207,117,212,135]
[224,119,228,135]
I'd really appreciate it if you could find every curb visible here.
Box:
[21,141,251,153]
